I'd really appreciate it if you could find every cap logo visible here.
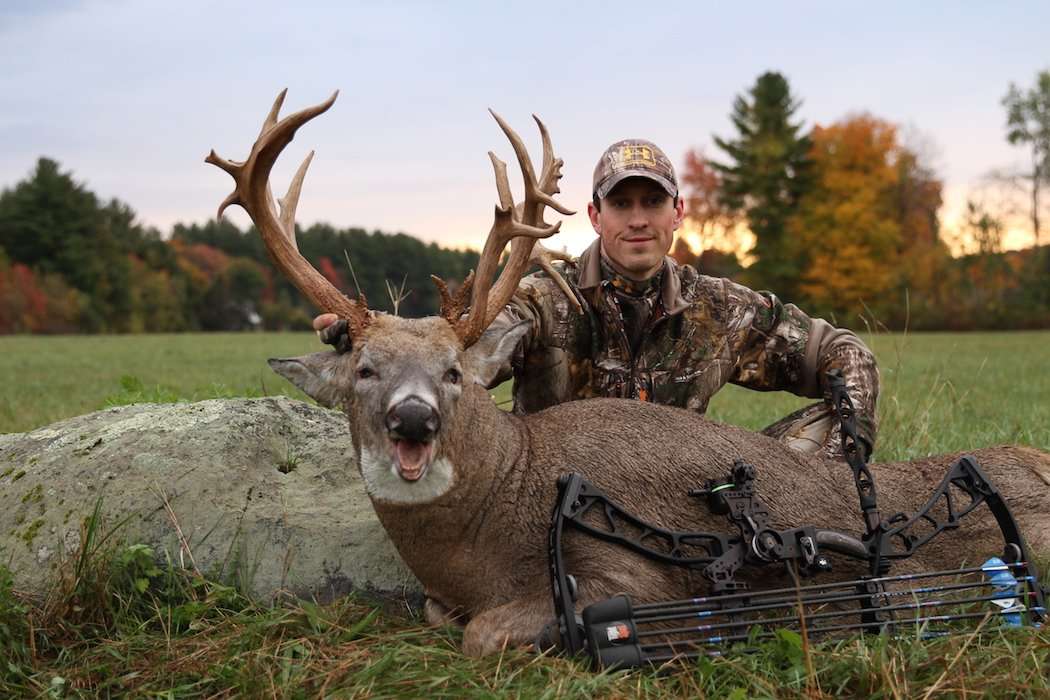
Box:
[616,145,655,167]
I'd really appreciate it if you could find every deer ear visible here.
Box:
[464,320,530,388]
[268,352,351,410]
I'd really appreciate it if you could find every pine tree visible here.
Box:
[711,72,812,299]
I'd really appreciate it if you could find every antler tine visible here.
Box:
[530,243,583,314]
[485,115,577,323]
[431,271,475,326]
[533,115,573,211]
[448,111,575,348]
[278,150,315,240]
[477,113,575,332]
[535,115,555,183]
[456,152,544,346]
[488,109,538,190]
[489,110,574,222]
[489,151,515,212]
[206,89,372,336]
[259,88,287,140]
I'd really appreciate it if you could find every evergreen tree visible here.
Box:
[0,158,140,330]
[711,72,812,299]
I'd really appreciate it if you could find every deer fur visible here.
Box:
[270,315,1050,657]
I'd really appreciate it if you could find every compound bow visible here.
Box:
[547,373,1047,669]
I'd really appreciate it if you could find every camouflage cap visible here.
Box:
[592,139,678,200]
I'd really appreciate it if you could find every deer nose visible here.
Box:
[386,398,441,442]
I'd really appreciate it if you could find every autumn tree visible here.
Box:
[785,114,944,323]
[0,253,82,333]
[711,71,812,298]
[1002,69,1050,245]
[126,257,189,332]
[680,149,738,250]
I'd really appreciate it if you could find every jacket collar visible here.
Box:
[576,238,690,316]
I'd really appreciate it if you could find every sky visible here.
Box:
[0,1,1046,256]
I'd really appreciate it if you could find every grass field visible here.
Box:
[3,331,1048,459]
[1,330,1049,697]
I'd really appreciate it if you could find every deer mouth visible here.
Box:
[393,439,435,481]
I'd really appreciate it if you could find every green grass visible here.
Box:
[2,507,1047,699]
[1,330,1049,697]
[706,331,1050,458]
[0,332,323,435]
[4,331,1049,458]
[2,531,1047,698]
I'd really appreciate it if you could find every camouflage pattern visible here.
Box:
[493,239,880,458]
[593,139,678,199]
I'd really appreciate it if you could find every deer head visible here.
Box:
[207,90,573,503]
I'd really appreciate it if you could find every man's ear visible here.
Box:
[588,200,601,233]
[464,320,531,388]
[672,194,685,229]
[267,351,351,410]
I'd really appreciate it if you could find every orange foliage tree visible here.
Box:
[681,149,738,250]
[785,114,946,323]
[0,256,82,333]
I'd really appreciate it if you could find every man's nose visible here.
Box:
[628,206,648,227]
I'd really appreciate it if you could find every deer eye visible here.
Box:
[356,367,376,380]
[444,368,462,385]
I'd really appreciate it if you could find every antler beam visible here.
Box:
[206,90,372,336]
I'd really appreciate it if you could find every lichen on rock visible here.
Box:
[0,397,421,606]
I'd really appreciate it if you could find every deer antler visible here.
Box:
[205,90,371,336]
[435,112,576,348]
[529,242,582,314]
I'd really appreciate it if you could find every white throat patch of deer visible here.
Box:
[211,91,1050,658]
[360,445,455,504]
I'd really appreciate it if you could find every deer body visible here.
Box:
[211,92,1050,657]
[342,358,1050,655]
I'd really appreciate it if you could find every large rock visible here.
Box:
[0,397,421,605]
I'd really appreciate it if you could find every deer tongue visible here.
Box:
[394,440,433,481]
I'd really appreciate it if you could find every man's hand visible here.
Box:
[314,313,351,353]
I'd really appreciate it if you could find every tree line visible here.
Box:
[2,69,1049,334]
[0,158,479,333]
[676,70,1050,330]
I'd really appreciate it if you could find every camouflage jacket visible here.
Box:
[494,239,880,451]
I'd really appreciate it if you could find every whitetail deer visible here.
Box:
[208,91,1050,656]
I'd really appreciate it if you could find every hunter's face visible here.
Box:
[588,177,684,281]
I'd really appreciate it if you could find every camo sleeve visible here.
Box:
[729,285,880,450]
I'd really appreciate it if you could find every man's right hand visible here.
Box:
[313,313,351,353]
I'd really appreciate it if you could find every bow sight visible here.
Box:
[546,373,1047,669]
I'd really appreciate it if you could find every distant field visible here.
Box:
[2,331,1048,461]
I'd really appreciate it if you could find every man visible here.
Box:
[316,138,879,457]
